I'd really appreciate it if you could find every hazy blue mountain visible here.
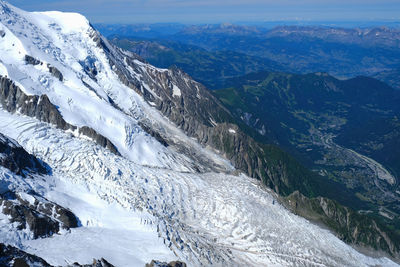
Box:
[106,24,400,89]
[94,23,186,39]
[110,37,284,88]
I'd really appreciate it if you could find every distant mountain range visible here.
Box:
[111,37,284,89]
[94,23,186,39]
[105,23,400,90]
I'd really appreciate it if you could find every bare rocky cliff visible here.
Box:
[0,76,120,155]
[284,191,400,259]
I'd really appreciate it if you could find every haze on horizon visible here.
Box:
[6,0,400,24]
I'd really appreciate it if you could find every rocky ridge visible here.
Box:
[0,243,116,267]
[0,76,119,155]
[284,191,400,259]
[0,133,48,177]
[0,133,79,239]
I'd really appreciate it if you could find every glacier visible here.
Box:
[0,0,398,266]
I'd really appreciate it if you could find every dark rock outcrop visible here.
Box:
[0,243,115,267]
[78,127,119,155]
[0,191,79,239]
[0,77,69,130]
[145,260,187,267]
[1,197,60,238]
[0,133,48,176]
[47,65,63,82]
[0,76,120,155]
[284,191,400,259]
[138,121,169,147]
[24,55,41,66]
[0,133,78,239]
[17,192,78,228]
[0,243,51,267]
[68,258,115,267]
[24,55,63,82]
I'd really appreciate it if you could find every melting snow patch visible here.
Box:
[228,128,236,134]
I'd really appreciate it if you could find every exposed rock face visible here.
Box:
[0,133,79,239]
[0,76,120,155]
[68,258,115,267]
[17,191,78,228]
[284,191,400,258]
[0,77,69,130]
[0,133,48,176]
[1,196,60,239]
[0,243,51,267]
[93,33,314,195]
[0,190,79,239]
[78,127,119,155]
[24,55,41,66]
[0,243,115,267]
[24,54,63,81]
[137,121,169,147]
[47,65,63,82]
[145,260,187,267]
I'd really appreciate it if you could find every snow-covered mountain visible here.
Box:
[0,1,398,266]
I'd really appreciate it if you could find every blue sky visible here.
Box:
[7,0,400,24]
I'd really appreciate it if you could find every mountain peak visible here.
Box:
[32,10,91,34]
[0,1,91,35]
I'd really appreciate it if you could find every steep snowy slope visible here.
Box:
[0,1,398,266]
[0,0,231,174]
